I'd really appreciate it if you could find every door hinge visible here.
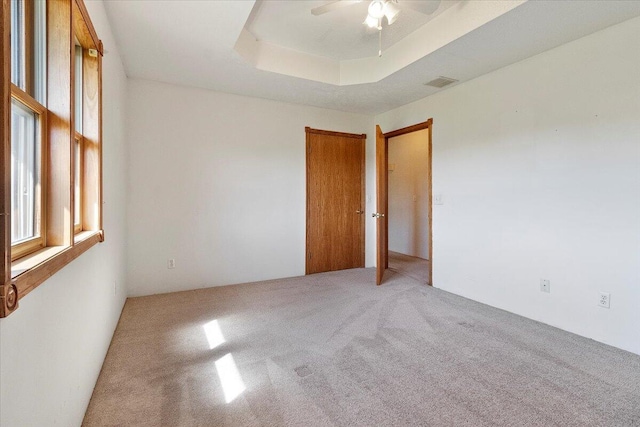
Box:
[308,252,312,259]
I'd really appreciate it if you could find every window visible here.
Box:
[9,0,47,260]
[10,97,44,259]
[11,0,46,103]
[1,0,104,317]
[10,0,24,88]
[74,43,83,233]
[10,102,37,245]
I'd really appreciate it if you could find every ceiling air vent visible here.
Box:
[424,76,458,88]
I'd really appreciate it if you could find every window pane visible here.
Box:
[11,99,40,244]
[10,0,25,88]
[74,44,83,133]
[10,0,47,101]
[34,0,47,104]
[74,139,81,227]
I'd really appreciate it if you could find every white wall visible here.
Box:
[375,16,640,355]
[126,80,373,296]
[388,129,430,259]
[0,2,129,425]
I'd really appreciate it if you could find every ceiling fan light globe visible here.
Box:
[364,14,379,28]
[368,0,385,19]
[384,2,400,25]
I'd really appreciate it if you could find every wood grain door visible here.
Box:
[377,120,434,286]
[375,125,387,285]
[306,128,365,274]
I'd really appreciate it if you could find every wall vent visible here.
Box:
[424,76,459,88]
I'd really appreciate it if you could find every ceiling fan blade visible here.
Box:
[398,0,441,16]
[311,0,361,16]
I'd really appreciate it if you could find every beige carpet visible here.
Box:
[83,268,640,426]
[388,251,430,284]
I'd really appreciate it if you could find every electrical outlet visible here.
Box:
[168,259,176,269]
[598,292,610,308]
[540,279,550,293]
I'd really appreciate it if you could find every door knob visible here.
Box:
[356,210,363,214]
[372,212,385,218]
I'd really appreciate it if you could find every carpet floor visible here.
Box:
[83,268,640,426]
[388,251,430,284]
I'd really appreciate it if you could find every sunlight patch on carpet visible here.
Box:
[203,319,226,350]
[215,353,246,403]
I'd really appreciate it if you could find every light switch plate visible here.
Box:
[540,279,550,293]
[434,194,444,205]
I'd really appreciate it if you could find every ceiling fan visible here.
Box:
[311,0,442,22]
[311,0,441,56]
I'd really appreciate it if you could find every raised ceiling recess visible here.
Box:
[235,0,526,85]
[103,0,640,114]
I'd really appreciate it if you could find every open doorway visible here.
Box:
[374,120,432,286]
[387,128,430,284]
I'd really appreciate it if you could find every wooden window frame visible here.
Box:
[9,83,47,260]
[0,0,104,318]
[9,0,47,260]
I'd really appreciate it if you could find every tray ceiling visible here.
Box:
[103,1,640,114]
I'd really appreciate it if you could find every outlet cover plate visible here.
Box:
[598,292,610,308]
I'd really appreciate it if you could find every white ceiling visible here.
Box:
[103,0,640,115]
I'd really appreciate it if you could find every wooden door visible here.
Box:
[375,125,387,285]
[377,120,434,286]
[306,128,366,274]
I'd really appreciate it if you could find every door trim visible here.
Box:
[377,119,433,286]
[305,127,367,275]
